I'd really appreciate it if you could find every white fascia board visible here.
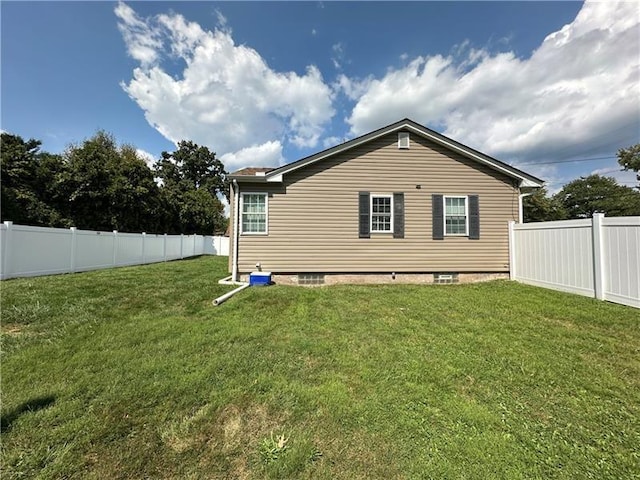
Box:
[402,125,542,187]
[266,174,283,182]
[265,124,405,179]
[265,121,542,186]
[520,178,544,188]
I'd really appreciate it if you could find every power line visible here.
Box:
[515,155,617,166]
[545,180,639,186]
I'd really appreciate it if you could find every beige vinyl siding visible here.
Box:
[236,132,519,273]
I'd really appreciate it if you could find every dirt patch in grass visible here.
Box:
[212,403,283,450]
[158,401,288,478]
[1,324,23,336]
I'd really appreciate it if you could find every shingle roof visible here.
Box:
[230,167,276,176]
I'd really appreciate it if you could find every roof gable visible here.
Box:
[232,119,544,187]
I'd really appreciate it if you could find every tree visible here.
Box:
[523,188,568,222]
[617,144,640,187]
[555,174,640,219]
[155,141,228,235]
[1,133,70,226]
[63,131,162,232]
[157,140,229,200]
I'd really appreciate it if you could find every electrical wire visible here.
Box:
[515,155,617,166]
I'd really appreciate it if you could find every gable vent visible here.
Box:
[398,132,410,149]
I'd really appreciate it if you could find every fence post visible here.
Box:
[180,234,184,259]
[508,221,516,280]
[112,230,118,267]
[2,221,14,280]
[592,213,606,300]
[163,233,167,261]
[70,227,77,273]
[142,232,146,264]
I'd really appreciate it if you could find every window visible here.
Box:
[241,193,267,234]
[444,196,468,235]
[371,195,393,233]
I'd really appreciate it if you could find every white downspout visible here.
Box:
[232,179,240,282]
[518,192,534,224]
[213,181,248,306]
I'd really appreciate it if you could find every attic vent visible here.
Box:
[398,132,410,149]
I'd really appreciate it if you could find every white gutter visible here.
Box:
[518,192,535,223]
[232,179,240,282]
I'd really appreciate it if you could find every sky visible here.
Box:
[2,1,639,193]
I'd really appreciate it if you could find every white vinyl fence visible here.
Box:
[509,214,640,308]
[0,222,229,280]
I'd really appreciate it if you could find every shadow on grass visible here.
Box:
[1,395,55,433]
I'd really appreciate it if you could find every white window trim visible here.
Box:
[240,192,268,235]
[370,194,394,234]
[443,195,469,237]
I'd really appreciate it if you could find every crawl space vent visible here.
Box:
[298,274,325,285]
[434,273,459,284]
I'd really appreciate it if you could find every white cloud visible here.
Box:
[116,2,334,171]
[322,136,341,149]
[342,1,640,166]
[219,140,285,173]
[311,28,317,36]
[591,166,638,187]
[214,9,228,32]
[136,148,157,169]
[333,74,374,101]
[331,42,346,70]
[114,2,162,67]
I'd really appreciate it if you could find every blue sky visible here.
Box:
[2,1,639,192]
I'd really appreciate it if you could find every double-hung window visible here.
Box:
[444,196,468,235]
[241,193,267,234]
[371,194,393,233]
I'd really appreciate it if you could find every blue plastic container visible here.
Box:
[249,271,272,286]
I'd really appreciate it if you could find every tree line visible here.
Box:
[524,145,640,222]
[1,131,229,235]
[1,131,639,231]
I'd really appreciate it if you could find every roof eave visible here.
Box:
[229,175,269,183]
[264,118,544,186]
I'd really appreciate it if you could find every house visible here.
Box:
[228,118,543,285]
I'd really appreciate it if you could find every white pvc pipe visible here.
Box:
[218,275,246,286]
[213,283,250,306]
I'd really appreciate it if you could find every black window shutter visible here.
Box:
[393,192,404,238]
[359,192,370,238]
[469,195,480,240]
[432,194,444,240]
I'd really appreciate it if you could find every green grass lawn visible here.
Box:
[1,256,639,479]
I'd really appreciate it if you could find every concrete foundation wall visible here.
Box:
[240,272,508,286]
